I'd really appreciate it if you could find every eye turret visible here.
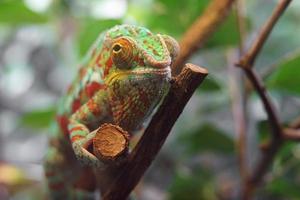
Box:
[111,37,134,69]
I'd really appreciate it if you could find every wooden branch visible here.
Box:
[237,0,292,69]
[289,116,300,129]
[244,69,282,139]
[232,0,249,183]
[283,128,300,141]
[172,0,235,75]
[102,63,208,200]
[235,1,292,199]
[93,123,129,165]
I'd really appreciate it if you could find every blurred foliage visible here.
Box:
[0,1,48,24]
[267,54,300,95]
[169,168,216,200]
[265,178,300,200]
[179,123,234,155]
[129,0,242,48]
[78,19,121,56]
[0,164,26,187]
[205,12,240,48]
[197,76,221,92]
[20,107,55,130]
[258,142,300,199]
[0,163,36,195]
[128,0,208,38]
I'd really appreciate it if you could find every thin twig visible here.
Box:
[102,64,208,200]
[172,0,235,75]
[236,0,293,199]
[245,69,282,139]
[233,0,249,183]
[242,69,283,199]
[238,0,292,69]
[283,128,300,141]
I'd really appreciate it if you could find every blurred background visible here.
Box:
[0,0,300,199]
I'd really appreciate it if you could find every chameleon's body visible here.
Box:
[44,24,179,199]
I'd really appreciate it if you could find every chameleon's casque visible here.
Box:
[44,24,179,199]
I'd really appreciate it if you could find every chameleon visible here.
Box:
[44,24,179,199]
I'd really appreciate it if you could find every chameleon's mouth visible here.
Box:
[131,67,171,75]
[105,67,171,85]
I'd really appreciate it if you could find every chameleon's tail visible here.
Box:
[44,122,96,199]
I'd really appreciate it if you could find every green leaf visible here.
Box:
[20,108,55,130]
[169,168,216,200]
[0,1,48,24]
[265,178,300,199]
[179,123,234,154]
[78,19,121,57]
[198,77,221,92]
[267,54,300,95]
[128,0,209,37]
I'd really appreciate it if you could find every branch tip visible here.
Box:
[93,123,129,165]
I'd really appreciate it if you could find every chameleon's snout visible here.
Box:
[138,34,179,69]
[161,34,180,63]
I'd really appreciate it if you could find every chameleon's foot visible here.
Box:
[72,131,105,168]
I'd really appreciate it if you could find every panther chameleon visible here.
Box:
[44,24,179,199]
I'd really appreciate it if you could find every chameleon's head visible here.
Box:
[104,25,179,85]
[102,25,179,131]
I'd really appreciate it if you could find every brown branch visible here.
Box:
[102,64,208,200]
[238,0,292,69]
[172,0,235,75]
[235,1,293,199]
[244,69,282,139]
[289,116,300,129]
[283,128,300,141]
[232,0,249,183]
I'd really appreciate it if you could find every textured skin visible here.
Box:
[44,24,179,199]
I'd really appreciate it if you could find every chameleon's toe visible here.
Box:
[72,141,105,169]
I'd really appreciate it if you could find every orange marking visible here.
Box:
[71,135,85,143]
[70,126,86,133]
[87,99,102,116]
[95,52,103,67]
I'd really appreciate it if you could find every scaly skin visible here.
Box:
[44,24,179,199]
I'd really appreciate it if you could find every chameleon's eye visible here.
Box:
[112,44,122,53]
[111,38,134,69]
